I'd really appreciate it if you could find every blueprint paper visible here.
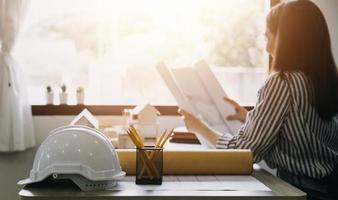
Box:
[194,60,243,134]
[156,62,196,114]
[156,61,243,136]
[111,175,271,191]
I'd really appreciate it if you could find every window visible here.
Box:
[15,0,269,105]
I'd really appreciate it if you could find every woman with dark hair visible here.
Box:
[179,0,338,199]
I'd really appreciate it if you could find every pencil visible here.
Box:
[127,127,160,178]
[139,129,174,177]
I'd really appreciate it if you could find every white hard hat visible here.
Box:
[18,125,125,191]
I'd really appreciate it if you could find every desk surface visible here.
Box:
[19,165,306,200]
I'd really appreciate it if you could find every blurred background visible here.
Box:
[15,0,269,105]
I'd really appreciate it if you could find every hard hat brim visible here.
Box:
[18,178,37,185]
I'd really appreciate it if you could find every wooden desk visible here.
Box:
[19,165,306,200]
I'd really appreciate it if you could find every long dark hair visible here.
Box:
[267,0,338,121]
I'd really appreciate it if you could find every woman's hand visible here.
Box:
[178,109,205,134]
[224,97,248,123]
[178,109,221,145]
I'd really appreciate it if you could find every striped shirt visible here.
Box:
[216,71,338,179]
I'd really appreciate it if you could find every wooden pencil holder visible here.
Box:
[135,146,163,185]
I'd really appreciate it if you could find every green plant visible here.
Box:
[76,86,84,93]
[61,84,67,93]
[46,85,52,93]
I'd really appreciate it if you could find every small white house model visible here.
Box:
[125,103,160,139]
[70,108,99,129]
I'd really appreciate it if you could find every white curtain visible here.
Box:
[0,0,35,151]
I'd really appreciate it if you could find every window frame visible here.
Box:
[31,105,254,116]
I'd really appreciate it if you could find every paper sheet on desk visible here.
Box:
[111,176,271,191]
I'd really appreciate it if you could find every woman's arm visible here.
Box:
[318,116,338,154]
[178,109,223,146]
[180,73,291,161]
[223,97,248,123]
[217,73,291,162]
